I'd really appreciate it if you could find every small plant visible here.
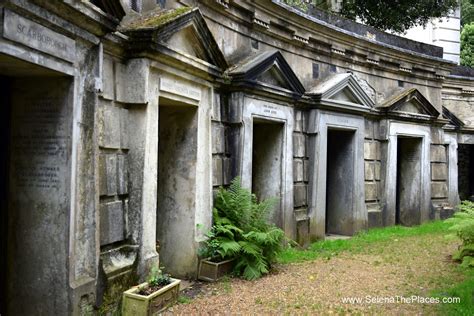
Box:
[446,200,474,268]
[138,266,171,295]
[148,266,171,287]
[199,177,285,280]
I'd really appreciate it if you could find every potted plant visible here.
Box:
[197,178,285,281]
[122,266,180,315]
[197,223,239,282]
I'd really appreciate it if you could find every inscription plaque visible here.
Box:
[3,9,76,62]
[160,77,202,101]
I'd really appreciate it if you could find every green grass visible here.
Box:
[432,269,474,315]
[177,295,192,304]
[278,220,451,264]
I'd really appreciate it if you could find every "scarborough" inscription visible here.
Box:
[3,9,76,62]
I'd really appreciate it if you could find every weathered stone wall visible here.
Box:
[430,143,449,203]
[293,109,310,245]
[364,118,383,227]
[2,1,473,314]
[96,55,139,314]
[188,0,449,111]
[212,92,232,190]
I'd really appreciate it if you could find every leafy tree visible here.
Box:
[461,23,474,66]
[462,0,474,26]
[283,0,459,33]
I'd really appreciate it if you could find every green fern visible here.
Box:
[200,177,285,280]
[447,200,474,267]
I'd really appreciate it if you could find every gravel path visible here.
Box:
[168,233,462,315]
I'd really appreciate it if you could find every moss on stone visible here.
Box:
[126,7,192,30]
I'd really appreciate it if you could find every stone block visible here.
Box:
[100,201,125,246]
[99,154,108,196]
[367,207,383,228]
[374,162,381,180]
[120,108,129,149]
[431,127,444,145]
[117,154,129,195]
[212,92,221,121]
[294,109,303,132]
[99,105,121,149]
[440,207,455,220]
[431,163,447,181]
[102,56,114,100]
[116,59,149,104]
[431,145,447,163]
[303,159,309,182]
[293,133,306,158]
[223,157,232,185]
[295,210,310,247]
[212,123,225,154]
[365,182,377,201]
[373,121,381,140]
[213,157,223,186]
[293,159,304,182]
[105,154,118,196]
[364,161,374,180]
[364,141,377,160]
[364,119,374,139]
[431,182,447,198]
[294,184,307,207]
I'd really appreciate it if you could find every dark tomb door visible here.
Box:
[396,137,422,226]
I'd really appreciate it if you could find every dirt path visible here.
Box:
[168,233,463,315]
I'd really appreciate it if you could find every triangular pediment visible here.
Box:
[331,87,360,104]
[255,64,292,90]
[379,88,440,118]
[164,25,210,62]
[307,73,375,110]
[395,99,424,114]
[121,8,227,69]
[443,106,464,127]
[227,51,305,95]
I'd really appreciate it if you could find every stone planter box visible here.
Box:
[198,258,235,282]
[122,278,180,315]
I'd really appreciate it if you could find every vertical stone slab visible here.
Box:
[117,154,129,195]
[99,154,108,196]
[121,108,130,149]
[99,201,125,246]
[99,105,121,149]
[7,78,72,315]
[212,123,225,154]
[105,154,118,196]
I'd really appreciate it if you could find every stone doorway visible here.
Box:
[0,54,73,314]
[156,103,198,277]
[251,119,284,227]
[325,129,355,236]
[396,137,423,226]
[458,144,474,201]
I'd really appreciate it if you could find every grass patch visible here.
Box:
[278,220,451,264]
[432,269,474,315]
[177,295,192,304]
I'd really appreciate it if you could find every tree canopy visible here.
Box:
[283,0,459,33]
[462,0,474,26]
[461,23,474,66]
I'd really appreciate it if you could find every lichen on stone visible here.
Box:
[125,7,192,30]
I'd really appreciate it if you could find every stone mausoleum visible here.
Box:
[0,0,473,314]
